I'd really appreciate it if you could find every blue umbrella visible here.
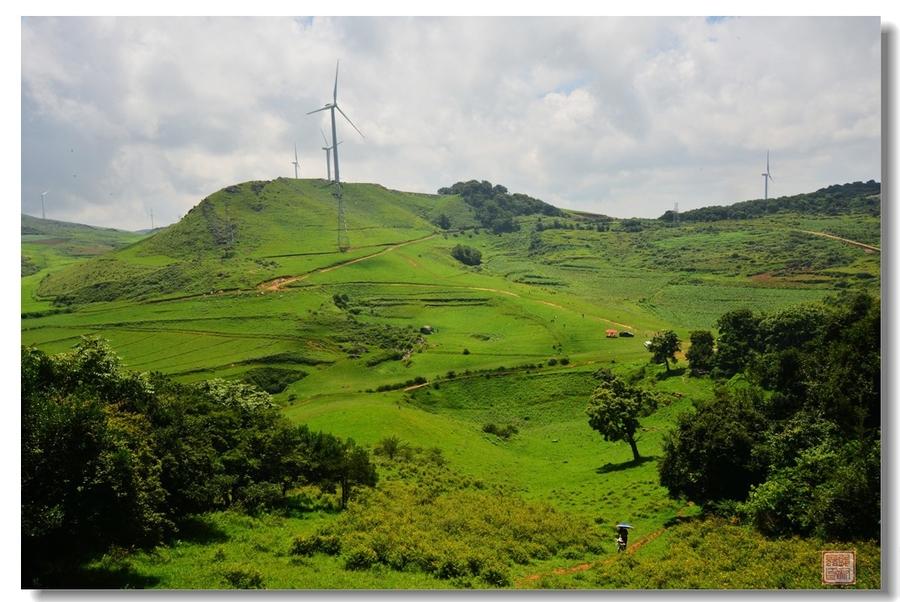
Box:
[616,523,633,529]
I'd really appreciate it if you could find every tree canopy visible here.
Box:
[658,292,880,540]
[438,180,562,233]
[22,337,377,587]
[586,374,658,461]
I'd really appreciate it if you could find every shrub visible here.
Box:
[451,244,482,266]
[222,566,265,589]
[482,423,519,439]
[290,534,341,556]
[481,561,511,587]
[344,545,378,570]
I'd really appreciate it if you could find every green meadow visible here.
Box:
[21,179,881,589]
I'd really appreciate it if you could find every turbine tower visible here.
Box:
[320,129,343,182]
[40,191,48,220]
[761,151,774,200]
[292,143,300,179]
[307,60,365,251]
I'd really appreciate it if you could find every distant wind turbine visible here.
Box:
[40,191,48,220]
[292,143,300,179]
[306,60,365,188]
[761,151,774,200]
[320,128,343,182]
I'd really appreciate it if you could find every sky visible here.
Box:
[20,16,881,230]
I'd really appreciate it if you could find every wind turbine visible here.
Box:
[292,143,300,179]
[40,191,48,220]
[306,60,365,188]
[761,151,774,200]
[307,60,364,252]
[320,128,343,182]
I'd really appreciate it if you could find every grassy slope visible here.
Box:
[20,181,881,589]
[21,214,146,313]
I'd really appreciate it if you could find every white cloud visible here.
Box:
[21,16,881,229]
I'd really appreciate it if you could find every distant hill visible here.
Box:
[659,181,880,223]
[21,214,146,276]
[22,214,145,250]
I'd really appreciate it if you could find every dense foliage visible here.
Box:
[659,293,880,540]
[450,244,483,266]
[659,180,880,222]
[438,180,562,233]
[685,330,715,375]
[22,338,376,586]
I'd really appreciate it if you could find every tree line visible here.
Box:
[22,338,376,586]
[587,292,880,541]
[659,180,880,222]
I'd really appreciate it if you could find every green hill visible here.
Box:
[37,179,468,304]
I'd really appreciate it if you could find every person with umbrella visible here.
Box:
[616,523,633,552]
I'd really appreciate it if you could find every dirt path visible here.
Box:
[516,507,689,587]
[257,233,438,293]
[795,229,880,253]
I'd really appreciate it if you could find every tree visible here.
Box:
[658,388,768,503]
[714,309,760,376]
[586,377,657,461]
[647,330,681,372]
[435,213,451,229]
[451,244,482,266]
[685,330,715,375]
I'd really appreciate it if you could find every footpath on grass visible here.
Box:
[516,509,685,587]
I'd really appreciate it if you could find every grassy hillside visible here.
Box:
[21,214,146,313]
[35,179,453,305]
[21,179,881,589]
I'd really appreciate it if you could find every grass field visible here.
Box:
[20,180,881,589]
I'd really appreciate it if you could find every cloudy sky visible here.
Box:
[21,16,880,230]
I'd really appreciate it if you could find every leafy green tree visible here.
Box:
[451,244,482,266]
[685,330,715,375]
[586,377,657,461]
[435,213,451,229]
[647,330,681,372]
[658,387,769,503]
[714,309,760,376]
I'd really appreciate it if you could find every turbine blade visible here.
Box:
[321,128,329,145]
[333,60,339,104]
[306,105,331,115]
[336,105,365,138]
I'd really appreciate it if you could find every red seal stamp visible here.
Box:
[822,550,856,585]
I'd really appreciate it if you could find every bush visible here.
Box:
[482,423,519,439]
[451,244,482,266]
[236,482,284,514]
[222,566,265,589]
[290,534,341,556]
[481,561,511,587]
[344,545,378,570]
